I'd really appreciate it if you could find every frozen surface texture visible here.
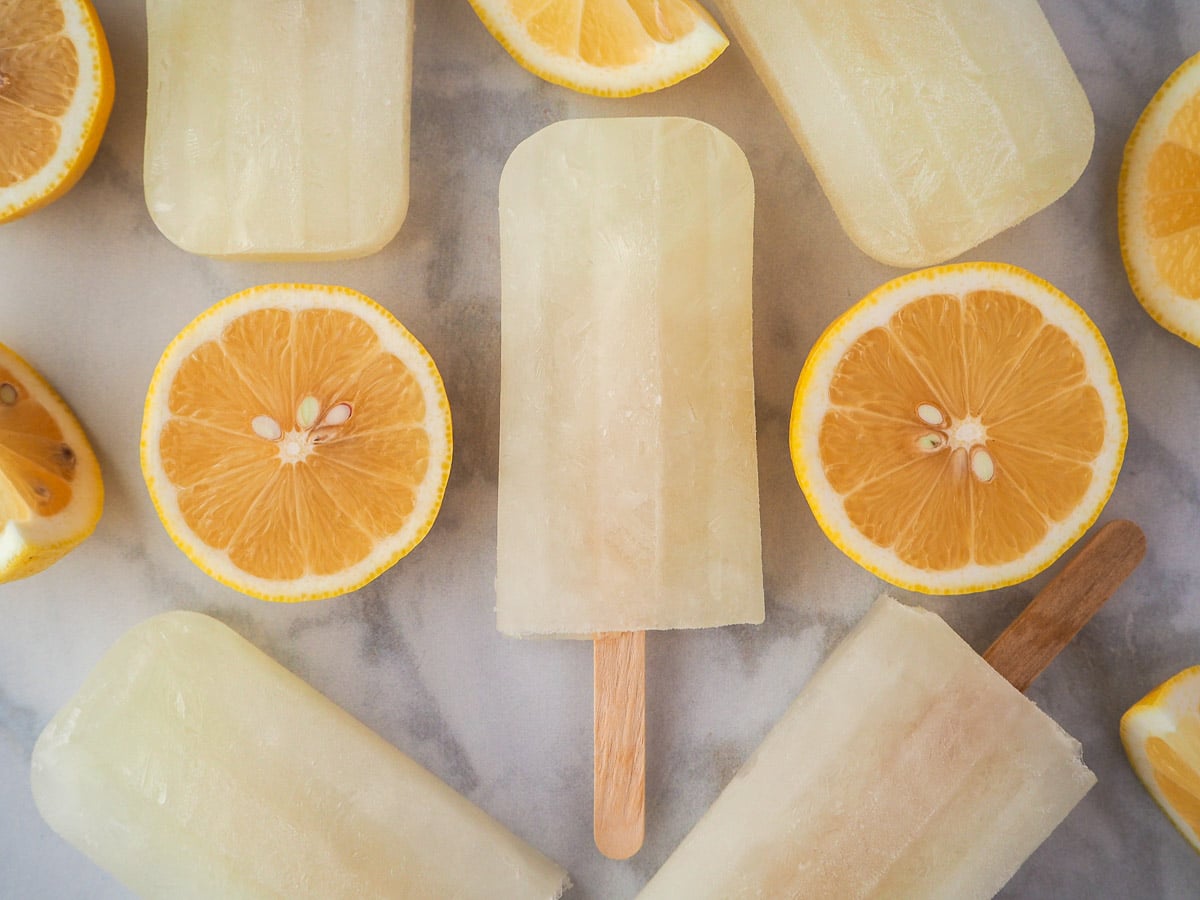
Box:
[638,597,1096,900]
[30,612,568,900]
[714,0,1094,267]
[496,117,764,637]
[143,0,413,259]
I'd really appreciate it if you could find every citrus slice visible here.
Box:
[0,341,103,582]
[1120,50,1200,346]
[0,0,114,224]
[466,0,728,97]
[140,285,453,603]
[1122,666,1200,853]
[790,263,1126,595]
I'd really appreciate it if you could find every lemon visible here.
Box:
[0,342,103,582]
[141,285,453,603]
[1119,50,1200,346]
[466,0,728,97]
[0,0,114,224]
[790,263,1126,595]
[1122,666,1200,853]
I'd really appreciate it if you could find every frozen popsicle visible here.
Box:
[638,520,1145,899]
[30,611,569,900]
[712,0,1094,267]
[144,0,413,259]
[496,117,764,857]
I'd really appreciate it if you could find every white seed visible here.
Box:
[297,396,320,429]
[916,433,944,451]
[971,448,996,483]
[0,383,17,405]
[251,415,283,441]
[916,403,944,426]
[321,402,352,426]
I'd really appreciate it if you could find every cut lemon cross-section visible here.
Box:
[1120,50,1200,346]
[141,285,453,603]
[466,0,728,97]
[1122,666,1200,854]
[790,263,1126,595]
[0,342,103,582]
[0,0,114,224]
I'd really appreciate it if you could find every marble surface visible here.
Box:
[3,2,1200,898]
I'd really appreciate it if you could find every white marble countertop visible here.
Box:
[3,2,1200,898]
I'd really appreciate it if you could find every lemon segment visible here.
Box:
[0,342,103,582]
[1119,50,1200,346]
[466,0,728,97]
[0,0,114,224]
[790,263,1126,595]
[1122,666,1200,853]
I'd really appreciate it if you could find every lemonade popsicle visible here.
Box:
[495,117,764,857]
[712,0,1094,267]
[638,521,1145,899]
[31,612,569,900]
[144,0,412,260]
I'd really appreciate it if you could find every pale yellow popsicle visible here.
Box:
[713,0,1094,267]
[496,117,764,637]
[144,0,412,259]
[638,597,1095,899]
[31,611,568,900]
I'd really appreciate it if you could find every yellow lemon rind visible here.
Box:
[1119,50,1200,348]
[789,262,1127,596]
[0,341,104,583]
[1121,666,1200,853]
[465,0,728,98]
[140,284,453,603]
[0,0,115,224]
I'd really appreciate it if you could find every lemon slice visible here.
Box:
[467,0,728,97]
[1122,666,1200,853]
[0,342,103,582]
[1119,50,1200,346]
[141,285,453,603]
[790,263,1127,595]
[0,0,114,224]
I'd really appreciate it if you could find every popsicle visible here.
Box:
[711,0,1094,267]
[496,117,764,857]
[638,520,1145,899]
[143,0,413,259]
[30,611,569,900]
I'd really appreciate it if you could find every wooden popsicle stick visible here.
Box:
[984,519,1146,693]
[593,630,646,860]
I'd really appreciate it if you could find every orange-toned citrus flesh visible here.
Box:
[1144,91,1200,298]
[0,5,78,187]
[817,289,1105,573]
[0,362,77,521]
[1147,716,1200,839]
[158,307,432,582]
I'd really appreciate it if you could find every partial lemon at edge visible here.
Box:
[466,0,728,97]
[0,0,114,224]
[0,342,103,582]
[1122,666,1200,854]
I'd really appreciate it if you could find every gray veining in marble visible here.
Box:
[3,1,1200,898]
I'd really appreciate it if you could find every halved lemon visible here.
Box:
[466,0,728,97]
[141,285,453,602]
[0,341,103,582]
[790,263,1126,595]
[0,0,114,224]
[1122,666,1200,853]
[1119,51,1200,346]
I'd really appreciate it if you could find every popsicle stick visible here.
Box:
[984,519,1145,692]
[594,630,646,860]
